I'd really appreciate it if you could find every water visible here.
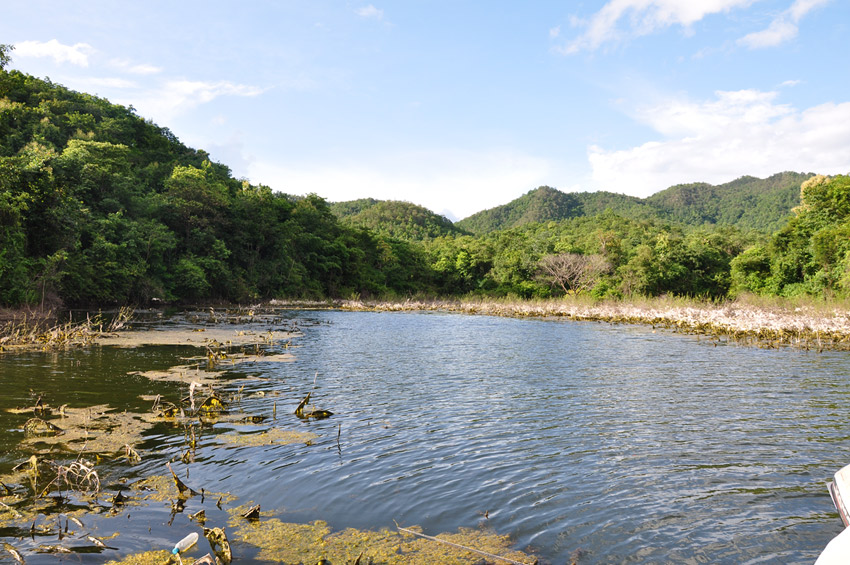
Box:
[1,309,849,563]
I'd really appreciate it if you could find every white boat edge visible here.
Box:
[816,464,850,564]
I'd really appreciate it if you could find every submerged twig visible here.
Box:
[395,523,537,565]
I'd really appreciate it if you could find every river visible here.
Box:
[1,309,848,563]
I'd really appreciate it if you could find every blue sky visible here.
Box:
[2,1,848,220]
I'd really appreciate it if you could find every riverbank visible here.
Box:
[4,296,850,352]
[334,295,850,351]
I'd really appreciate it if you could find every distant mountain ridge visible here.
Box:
[454,172,814,234]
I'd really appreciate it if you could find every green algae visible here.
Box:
[218,428,318,447]
[225,511,537,565]
[131,474,237,506]
[19,405,153,457]
[103,549,173,565]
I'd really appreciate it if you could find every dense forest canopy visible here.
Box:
[0,50,848,307]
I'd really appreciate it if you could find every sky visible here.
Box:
[2,0,848,220]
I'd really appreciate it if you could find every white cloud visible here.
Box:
[246,149,555,220]
[738,0,830,48]
[127,79,265,122]
[84,77,138,89]
[356,5,384,20]
[588,90,850,196]
[110,58,162,75]
[558,0,754,54]
[14,39,96,66]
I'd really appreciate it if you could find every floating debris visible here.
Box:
[241,504,261,521]
[188,509,206,524]
[22,417,62,436]
[166,462,199,497]
[124,444,142,464]
[294,392,333,420]
[203,527,232,564]
[197,395,225,415]
[3,542,24,563]
[36,544,72,554]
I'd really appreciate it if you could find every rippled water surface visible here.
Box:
[3,309,850,563]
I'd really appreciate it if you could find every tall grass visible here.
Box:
[0,307,133,351]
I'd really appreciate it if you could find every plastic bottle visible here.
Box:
[172,532,199,554]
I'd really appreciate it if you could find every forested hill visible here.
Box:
[0,62,433,306]
[646,172,814,232]
[456,172,814,234]
[455,187,652,234]
[329,199,467,240]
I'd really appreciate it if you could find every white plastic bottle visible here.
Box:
[172,532,199,554]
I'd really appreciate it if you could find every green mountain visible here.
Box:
[455,186,653,234]
[646,171,813,232]
[456,172,814,234]
[330,199,466,240]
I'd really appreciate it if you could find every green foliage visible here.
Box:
[457,174,812,235]
[331,199,465,241]
[0,44,12,71]
[456,186,652,234]
[647,172,813,232]
[0,64,844,307]
[0,68,430,306]
[761,174,850,298]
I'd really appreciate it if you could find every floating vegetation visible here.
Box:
[0,309,536,564]
[226,515,537,565]
[219,428,318,447]
[44,458,101,496]
[131,352,294,387]
[130,473,236,507]
[22,417,62,436]
[197,395,225,415]
[103,549,172,565]
[96,327,295,350]
[19,404,152,457]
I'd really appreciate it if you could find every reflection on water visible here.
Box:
[2,310,849,563]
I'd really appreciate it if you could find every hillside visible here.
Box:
[0,64,431,305]
[455,187,652,234]
[329,199,466,240]
[646,172,813,232]
[456,173,813,234]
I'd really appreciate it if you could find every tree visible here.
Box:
[0,44,13,71]
[538,252,610,295]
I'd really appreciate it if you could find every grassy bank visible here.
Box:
[337,294,850,351]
